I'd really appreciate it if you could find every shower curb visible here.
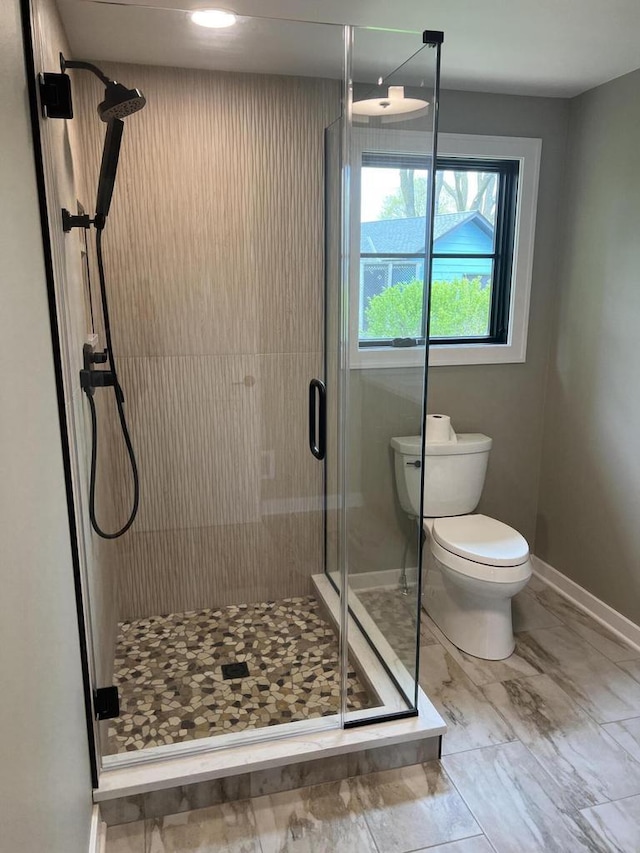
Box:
[98,733,441,825]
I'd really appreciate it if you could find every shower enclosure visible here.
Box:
[26,0,442,784]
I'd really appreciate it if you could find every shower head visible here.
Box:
[98,82,146,122]
[60,53,146,123]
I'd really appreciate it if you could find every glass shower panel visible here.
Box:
[326,28,441,723]
[51,2,353,765]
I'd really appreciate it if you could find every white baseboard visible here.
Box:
[531,555,640,653]
[89,805,107,853]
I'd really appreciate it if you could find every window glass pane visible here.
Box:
[358,164,503,343]
[430,265,493,338]
[435,169,498,253]
[359,259,424,340]
[361,165,429,225]
[360,164,429,342]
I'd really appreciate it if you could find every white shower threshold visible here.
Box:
[95,578,445,801]
[314,571,421,702]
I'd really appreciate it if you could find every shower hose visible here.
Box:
[86,226,140,539]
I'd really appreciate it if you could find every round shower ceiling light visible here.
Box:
[353,86,428,117]
[190,8,237,28]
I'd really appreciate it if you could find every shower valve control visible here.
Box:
[62,208,94,232]
[80,342,114,396]
[80,367,116,395]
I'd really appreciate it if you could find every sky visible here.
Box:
[361,167,403,222]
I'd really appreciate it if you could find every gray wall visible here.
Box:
[432,91,569,544]
[350,89,569,577]
[0,0,93,849]
[536,68,640,623]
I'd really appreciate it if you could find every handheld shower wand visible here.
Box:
[62,54,146,539]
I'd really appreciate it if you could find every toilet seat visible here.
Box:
[433,514,529,566]
[428,514,531,584]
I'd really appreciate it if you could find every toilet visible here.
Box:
[390,426,531,660]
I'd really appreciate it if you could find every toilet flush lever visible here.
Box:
[406,459,422,468]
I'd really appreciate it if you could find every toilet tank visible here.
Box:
[390,433,493,518]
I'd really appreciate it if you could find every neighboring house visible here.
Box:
[359,211,494,318]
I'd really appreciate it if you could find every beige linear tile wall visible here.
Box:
[73,63,340,620]
[32,0,118,687]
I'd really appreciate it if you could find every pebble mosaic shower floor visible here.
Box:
[106,595,374,754]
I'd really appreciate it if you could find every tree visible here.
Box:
[380,171,427,219]
[379,169,497,220]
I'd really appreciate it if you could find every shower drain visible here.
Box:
[221,661,250,680]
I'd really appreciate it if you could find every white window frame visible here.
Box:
[349,130,542,369]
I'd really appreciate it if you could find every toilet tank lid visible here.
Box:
[433,514,529,566]
[390,434,492,456]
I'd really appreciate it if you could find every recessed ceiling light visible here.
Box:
[190,9,237,28]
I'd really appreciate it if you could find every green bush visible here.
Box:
[364,277,491,339]
[363,279,424,338]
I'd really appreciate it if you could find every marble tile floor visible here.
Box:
[107,582,640,851]
[107,595,373,754]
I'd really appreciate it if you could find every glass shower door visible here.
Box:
[325,27,442,724]
[86,12,351,762]
[31,1,357,767]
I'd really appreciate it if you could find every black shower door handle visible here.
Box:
[308,378,326,461]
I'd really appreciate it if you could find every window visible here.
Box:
[350,132,542,368]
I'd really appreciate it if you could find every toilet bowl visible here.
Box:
[424,515,531,659]
[390,428,531,660]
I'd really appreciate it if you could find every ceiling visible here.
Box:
[58,0,640,98]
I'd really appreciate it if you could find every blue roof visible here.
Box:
[361,210,493,254]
